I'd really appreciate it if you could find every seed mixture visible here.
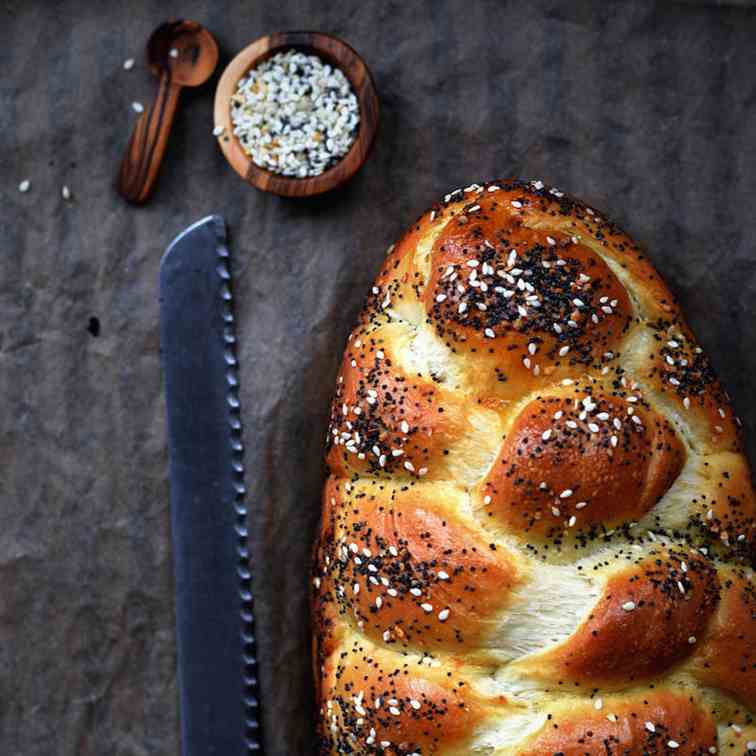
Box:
[230,49,360,178]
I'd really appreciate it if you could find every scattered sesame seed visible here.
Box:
[132,101,144,113]
[438,608,450,621]
[645,722,656,733]
[622,601,636,611]
[594,698,603,710]
[421,603,433,613]
[688,636,696,644]
[213,125,225,137]
[560,489,573,499]
[511,200,522,208]
[541,429,552,441]
[18,179,31,193]
[668,741,679,749]
[123,58,135,70]
[169,48,179,58]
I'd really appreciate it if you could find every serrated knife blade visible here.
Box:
[159,215,263,755]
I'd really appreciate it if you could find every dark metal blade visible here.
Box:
[160,216,262,756]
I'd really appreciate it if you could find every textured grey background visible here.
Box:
[1,1,755,754]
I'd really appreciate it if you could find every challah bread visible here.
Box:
[311,179,756,755]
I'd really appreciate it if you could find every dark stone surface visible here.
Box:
[0,1,755,754]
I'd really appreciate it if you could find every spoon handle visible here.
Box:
[117,72,181,204]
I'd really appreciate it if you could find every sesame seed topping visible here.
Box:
[438,608,450,621]
[420,603,433,613]
[622,601,636,611]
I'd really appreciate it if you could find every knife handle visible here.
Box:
[117,72,181,205]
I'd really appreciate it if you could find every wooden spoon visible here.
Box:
[117,20,219,204]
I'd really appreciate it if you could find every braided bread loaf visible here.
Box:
[312,179,755,755]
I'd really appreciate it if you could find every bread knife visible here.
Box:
[159,215,263,755]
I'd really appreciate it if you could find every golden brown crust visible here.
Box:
[317,640,494,755]
[518,551,720,687]
[424,197,632,398]
[479,388,686,539]
[314,477,521,652]
[690,568,756,709]
[325,323,468,481]
[519,690,718,756]
[314,178,755,755]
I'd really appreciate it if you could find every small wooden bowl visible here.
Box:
[214,32,379,197]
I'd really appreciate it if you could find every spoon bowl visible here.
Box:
[147,20,219,87]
